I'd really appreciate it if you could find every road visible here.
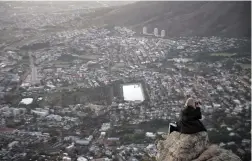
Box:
[29,52,38,85]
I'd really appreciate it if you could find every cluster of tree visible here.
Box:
[138,119,170,132]
[121,133,147,144]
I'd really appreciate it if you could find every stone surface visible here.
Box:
[156,131,242,161]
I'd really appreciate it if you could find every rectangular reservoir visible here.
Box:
[122,83,145,102]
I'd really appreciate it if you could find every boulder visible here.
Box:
[156,131,241,161]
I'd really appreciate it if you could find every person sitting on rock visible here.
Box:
[177,97,207,134]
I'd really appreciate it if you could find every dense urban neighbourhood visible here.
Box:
[0,2,251,161]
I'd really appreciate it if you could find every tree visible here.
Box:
[225,58,234,69]
[50,137,58,144]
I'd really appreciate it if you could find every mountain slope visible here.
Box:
[92,1,251,37]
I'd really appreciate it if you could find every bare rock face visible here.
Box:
[156,131,209,161]
[193,145,242,161]
[156,131,241,161]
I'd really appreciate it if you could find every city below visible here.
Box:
[0,2,251,161]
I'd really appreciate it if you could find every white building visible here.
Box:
[31,108,49,117]
[161,30,166,38]
[8,141,19,149]
[12,108,20,116]
[63,156,71,161]
[233,99,241,104]
[46,114,62,121]
[177,46,185,50]
[217,85,224,91]
[77,157,88,161]
[100,132,106,137]
[143,26,147,35]
[20,98,33,105]
[213,103,221,108]
[1,118,5,127]
[75,139,90,145]
[154,28,159,37]
[100,123,111,132]
[145,132,156,139]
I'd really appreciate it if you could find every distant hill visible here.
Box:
[90,1,251,37]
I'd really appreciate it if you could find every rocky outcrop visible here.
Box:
[156,131,241,161]
[193,144,242,161]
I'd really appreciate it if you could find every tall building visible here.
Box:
[143,26,147,34]
[31,66,38,85]
[1,118,5,127]
[154,28,159,37]
[161,30,166,38]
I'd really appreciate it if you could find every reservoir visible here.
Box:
[122,83,145,102]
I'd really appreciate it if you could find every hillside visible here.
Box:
[90,1,251,37]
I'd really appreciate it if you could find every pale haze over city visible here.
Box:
[0,1,251,161]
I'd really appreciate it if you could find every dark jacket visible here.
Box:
[178,106,207,134]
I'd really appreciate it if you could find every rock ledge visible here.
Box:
[156,131,241,161]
